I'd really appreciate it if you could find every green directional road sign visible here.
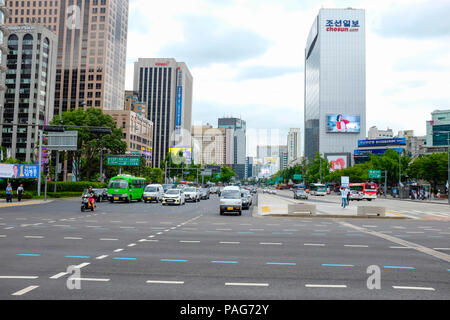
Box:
[293,174,303,180]
[275,177,283,183]
[368,170,382,179]
[107,156,140,167]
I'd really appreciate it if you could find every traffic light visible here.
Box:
[43,162,49,176]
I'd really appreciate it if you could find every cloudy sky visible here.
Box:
[125,0,450,156]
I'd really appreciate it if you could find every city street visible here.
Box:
[0,193,449,300]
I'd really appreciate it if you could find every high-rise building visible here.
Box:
[6,0,129,114]
[304,8,366,163]
[218,117,246,179]
[133,58,193,168]
[426,110,450,151]
[1,25,57,162]
[0,1,8,128]
[191,124,234,166]
[104,109,153,165]
[124,90,146,117]
[287,128,301,164]
[368,126,394,140]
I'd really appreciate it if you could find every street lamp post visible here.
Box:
[435,131,450,205]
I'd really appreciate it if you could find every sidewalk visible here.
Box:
[254,193,403,219]
[384,195,449,205]
[0,199,55,208]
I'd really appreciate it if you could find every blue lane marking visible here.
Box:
[160,259,189,262]
[17,254,41,257]
[322,264,354,267]
[384,266,416,270]
[395,235,411,238]
[211,261,239,264]
[113,257,137,260]
[65,256,90,259]
[32,226,48,229]
[266,262,297,266]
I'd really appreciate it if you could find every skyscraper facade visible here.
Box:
[5,0,129,114]
[1,25,57,162]
[133,58,193,168]
[304,8,366,163]
[218,117,246,179]
[287,128,301,164]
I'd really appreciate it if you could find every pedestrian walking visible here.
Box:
[6,183,13,203]
[17,184,24,202]
[340,187,349,209]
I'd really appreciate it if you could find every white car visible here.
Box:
[184,187,200,202]
[162,189,185,206]
[220,189,242,216]
[143,184,164,203]
[269,189,277,195]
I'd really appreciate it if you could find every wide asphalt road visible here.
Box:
[0,193,449,300]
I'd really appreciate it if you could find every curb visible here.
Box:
[258,214,409,220]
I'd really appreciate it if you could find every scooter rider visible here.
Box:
[88,186,96,212]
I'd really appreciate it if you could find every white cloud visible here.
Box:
[126,0,450,147]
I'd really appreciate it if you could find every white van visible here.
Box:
[220,186,243,216]
[143,184,164,203]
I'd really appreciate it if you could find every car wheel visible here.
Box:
[110,199,114,203]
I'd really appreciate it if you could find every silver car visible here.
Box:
[184,187,200,202]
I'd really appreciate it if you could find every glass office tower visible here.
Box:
[304,8,366,164]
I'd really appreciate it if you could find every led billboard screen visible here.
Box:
[326,114,360,133]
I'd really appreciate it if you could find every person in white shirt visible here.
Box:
[340,187,349,209]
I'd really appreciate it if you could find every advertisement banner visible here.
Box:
[326,114,360,133]
[326,155,349,172]
[0,164,39,179]
[169,147,192,165]
[358,138,406,147]
[175,68,183,135]
[264,157,277,164]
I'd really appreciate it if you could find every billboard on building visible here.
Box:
[264,157,277,164]
[0,164,39,179]
[326,154,349,172]
[326,114,361,133]
[169,147,192,164]
[175,67,183,135]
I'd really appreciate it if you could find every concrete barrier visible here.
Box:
[288,204,317,215]
[357,206,386,217]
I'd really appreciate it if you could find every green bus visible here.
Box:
[107,175,147,203]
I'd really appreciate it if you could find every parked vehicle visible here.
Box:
[143,184,164,203]
[107,175,146,203]
[162,189,185,206]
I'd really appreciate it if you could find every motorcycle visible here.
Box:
[81,194,95,212]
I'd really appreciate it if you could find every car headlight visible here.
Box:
[107,194,112,197]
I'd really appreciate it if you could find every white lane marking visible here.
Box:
[139,239,159,242]
[180,241,200,243]
[12,286,39,296]
[362,225,378,228]
[225,282,269,287]
[4,227,14,230]
[260,242,283,245]
[0,235,6,238]
[100,238,119,241]
[24,236,44,239]
[406,232,425,234]
[340,222,450,263]
[220,242,240,245]
[305,284,347,288]
[393,286,435,291]
[127,243,136,247]
[96,255,109,260]
[345,245,369,248]
[64,237,83,240]
[390,246,414,249]
[75,263,91,269]
[156,232,163,235]
[164,229,170,232]
[148,235,155,238]
[304,244,325,246]
[434,248,450,251]
[71,278,110,282]
[0,276,39,279]
[50,273,68,280]
[114,249,124,252]
[146,280,184,285]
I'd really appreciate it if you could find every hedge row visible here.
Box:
[0,181,107,193]
[0,192,82,199]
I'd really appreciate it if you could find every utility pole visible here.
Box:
[37,130,43,197]
[399,152,402,199]
[54,150,59,193]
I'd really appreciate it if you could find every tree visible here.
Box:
[369,149,411,187]
[408,153,448,192]
[51,108,127,181]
